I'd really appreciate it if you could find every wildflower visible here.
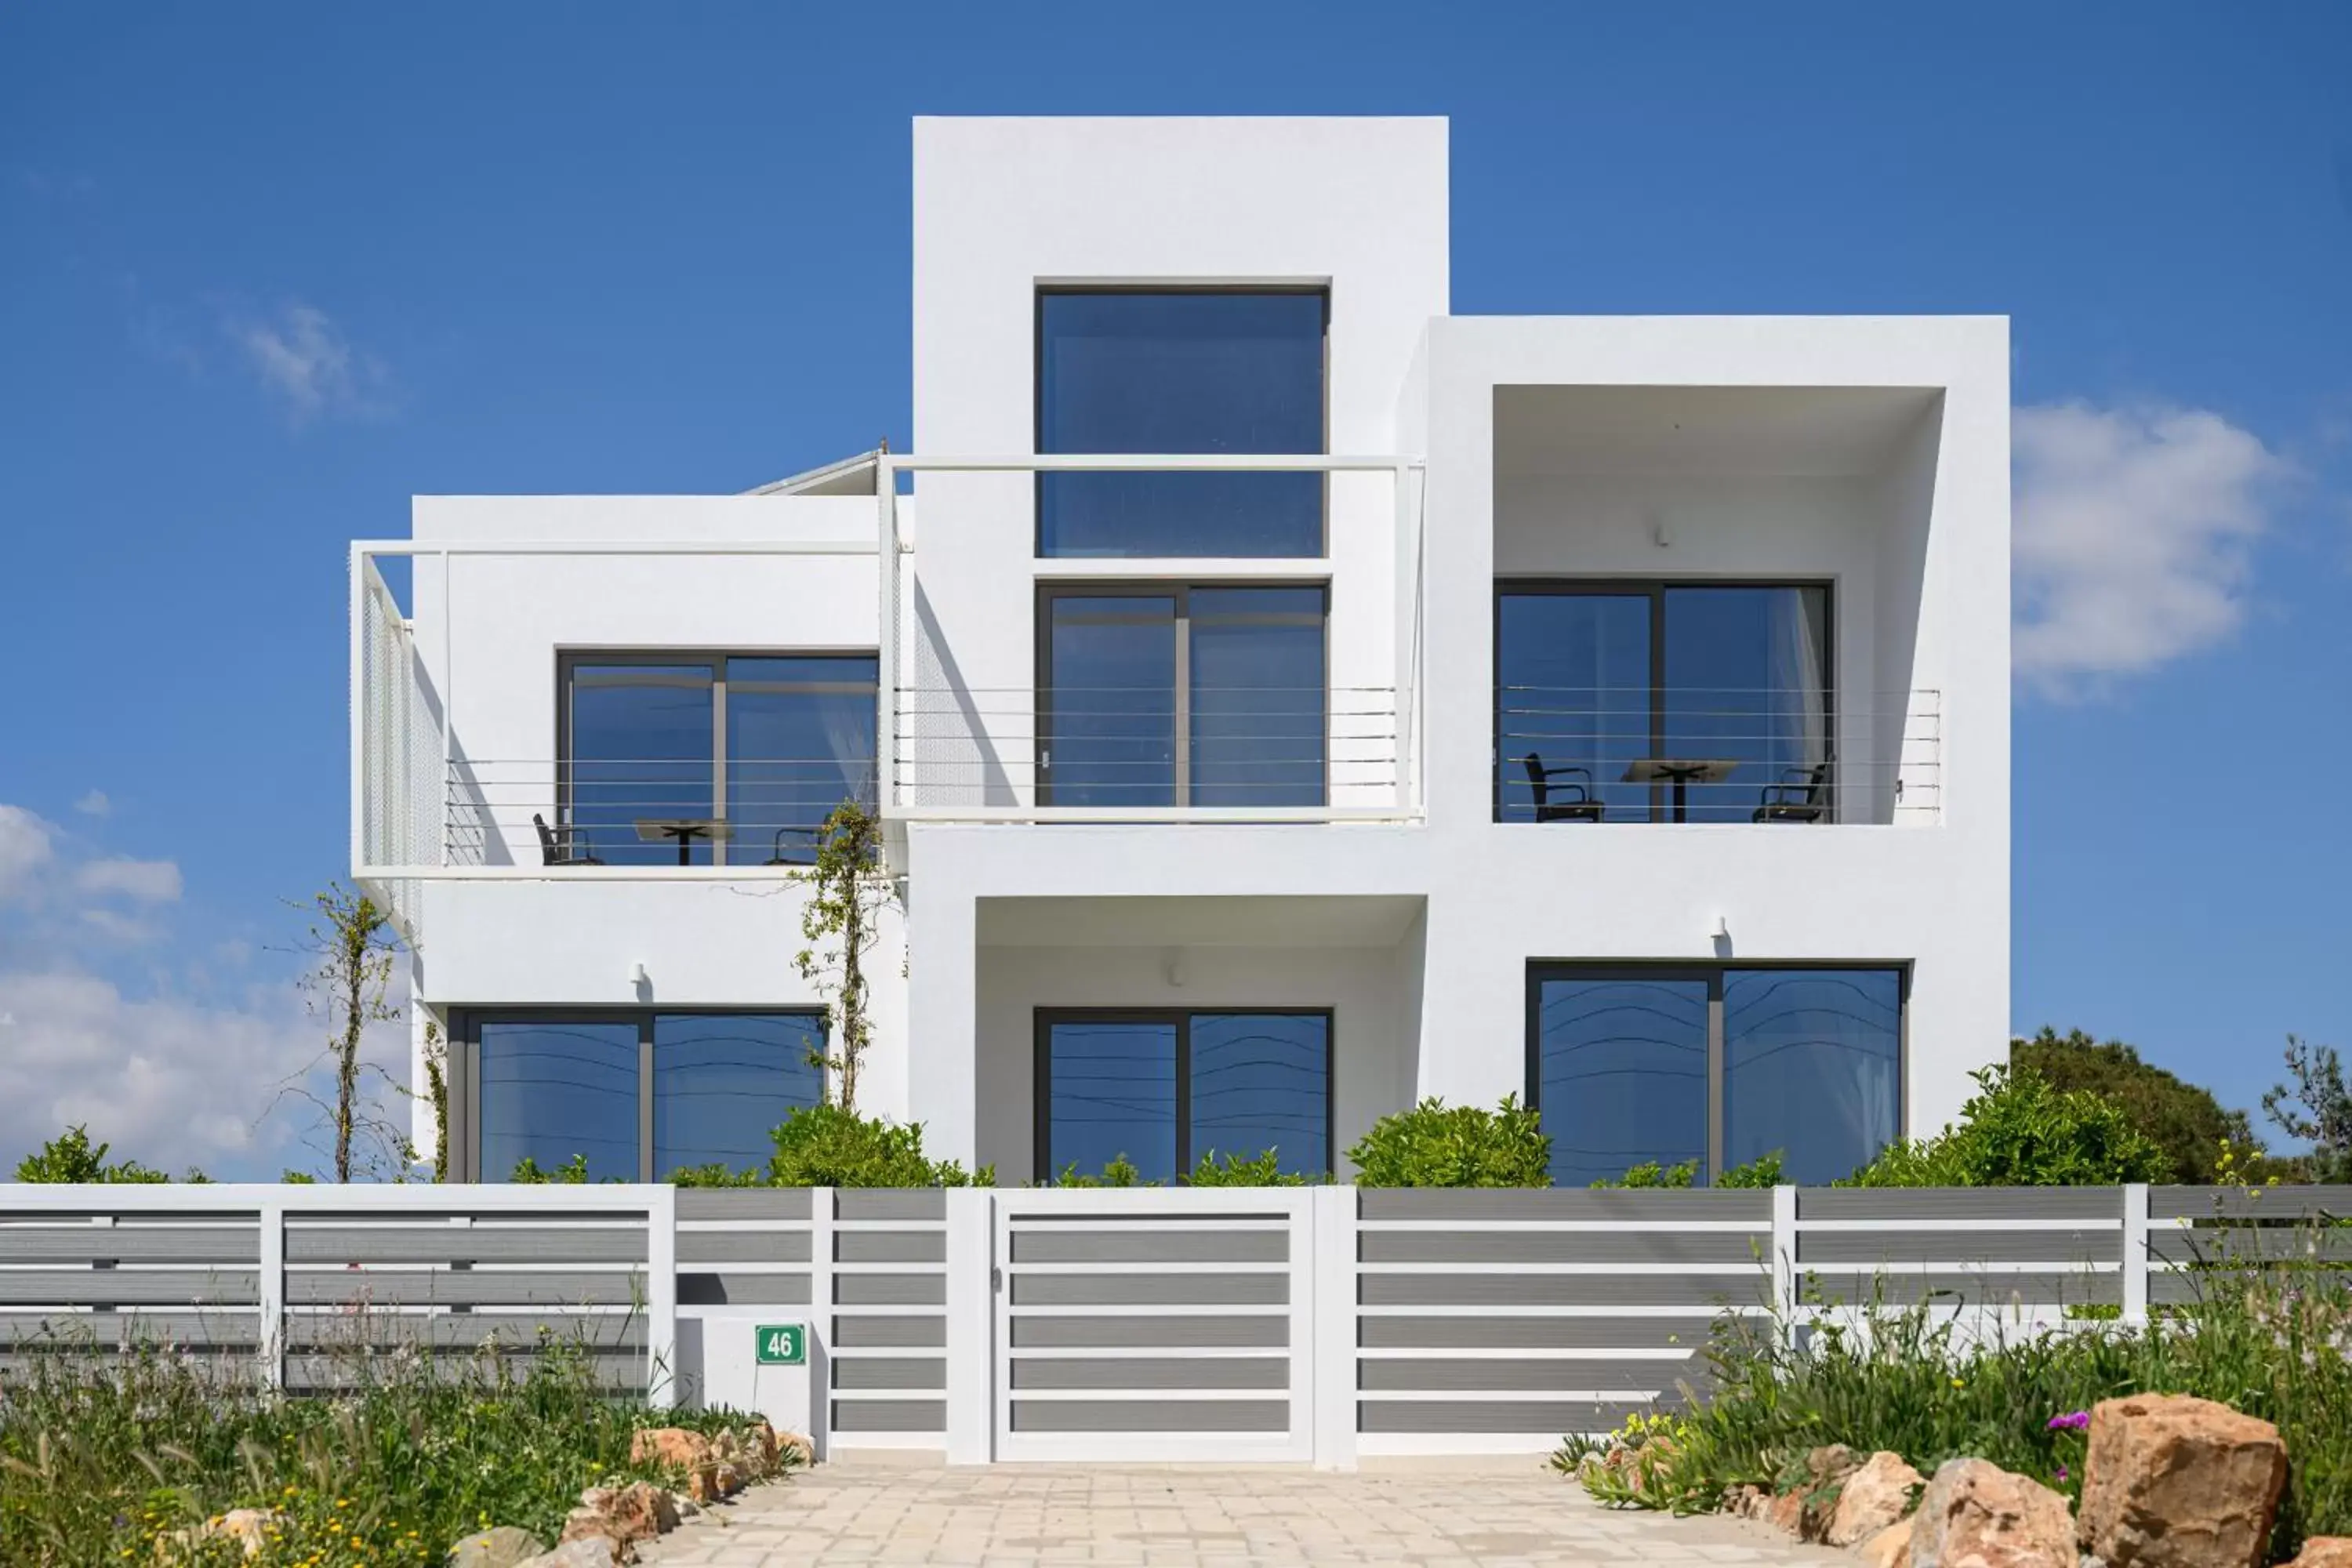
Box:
[1950,1376,1965,1388]
[2056,1464,2070,1483]
[2045,1410,2090,1432]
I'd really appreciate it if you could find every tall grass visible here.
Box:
[1566,1231,2352,1561]
[0,1323,755,1566]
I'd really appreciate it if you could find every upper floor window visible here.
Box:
[1497,582,1831,824]
[1036,289,1327,557]
[558,652,877,866]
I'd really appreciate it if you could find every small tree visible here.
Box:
[268,884,411,1181]
[2265,1035,2352,1183]
[14,1126,175,1184]
[795,800,895,1111]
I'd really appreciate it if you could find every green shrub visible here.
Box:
[1048,1154,1147,1188]
[1559,1244,2352,1558]
[14,1125,178,1183]
[2013,1026,2266,1183]
[764,1104,992,1188]
[1591,1152,1786,1190]
[0,1327,786,1566]
[1346,1096,1551,1188]
[1187,1149,1316,1186]
[1839,1064,2168,1187]
[509,1152,591,1184]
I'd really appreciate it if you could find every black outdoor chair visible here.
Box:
[1520,754,1606,822]
[1752,764,1829,824]
[532,812,604,866]
[761,827,821,866]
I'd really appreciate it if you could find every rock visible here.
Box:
[773,1428,814,1470]
[1862,1516,1916,1568]
[735,1421,780,1476]
[1829,1451,1926,1548]
[158,1508,283,1562]
[445,1526,549,1568]
[629,1427,716,1471]
[561,1481,678,1549]
[2076,1394,2287,1568]
[514,1541,626,1568]
[713,1461,744,1497]
[2285,1541,2352,1568]
[1767,1488,1806,1535]
[1909,1457,2076,1568]
[1722,1483,1770,1521]
[1795,1445,1863,1541]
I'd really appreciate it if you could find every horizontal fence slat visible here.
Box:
[1361,1272,1766,1309]
[832,1356,946,1391]
[1011,1398,1286,1433]
[1363,1230,1762,1265]
[1358,1314,1719,1350]
[285,1269,640,1307]
[0,1269,258,1306]
[837,1231,946,1265]
[678,1272,811,1306]
[831,1397,945,1432]
[285,1225,646,1265]
[1358,1357,1694,1393]
[1359,1398,1653,1433]
[836,1272,947,1307]
[1800,1272,2122,1307]
[837,1191,945,1222]
[2152,1186,2352,1221]
[1010,1229,1287,1265]
[1011,1272,1285,1308]
[1011,1356,1290,1392]
[1799,1189,2122,1221]
[0,1227,260,1265]
[677,1230,812,1265]
[676,1189,811,1221]
[2151,1230,2352,1264]
[285,1312,646,1350]
[1011,1314,1287,1350]
[832,1313,946,1348]
[1360,1190,1771,1223]
[1798,1230,2122,1265]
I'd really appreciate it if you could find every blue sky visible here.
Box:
[2,3,2347,1178]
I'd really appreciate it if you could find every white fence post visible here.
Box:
[1310,1185,1357,1471]
[256,1192,285,1391]
[2121,1183,2151,1327]
[942,1186,993,1465]
[1771,1185,1798,1325]
[646,1183,677,1406]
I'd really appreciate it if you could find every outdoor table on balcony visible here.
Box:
[633,818,734,866]
[1621,758,1740,824]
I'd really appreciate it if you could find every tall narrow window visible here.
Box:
[1040,585,1327,808]
[1530,975,1710,1187]
[653,1013,826,1177]
[477,1019,641,1182]
[1723,970,1900,1185]
[560,653,877,866]
[1036,1011,1332,1182]
[1037,290,1327,557]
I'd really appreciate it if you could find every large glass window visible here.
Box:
[1497,583,1831,823]
[1530,975,1709,1187]
[1036,1011,1332,1183]
[1528,964,1901,1186]
[1723,969,1902,1186]
[465,1010,826,1181]
[1036,290,1327,558]
[561,652,877,866]
[1040,585,1326,808]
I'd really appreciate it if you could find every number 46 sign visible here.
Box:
[755,1323,807,1367]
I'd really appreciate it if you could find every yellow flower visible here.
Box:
[1950,1376,1966,1388]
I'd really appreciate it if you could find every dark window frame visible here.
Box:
[1031,1007,1337,1184]
[1492,579,1838,823]
[1033,285,1333,559]
[1522,960,1906,1185]
[554,648,879,866]
[449,1006,828,1182]
[1033,580,1332,808]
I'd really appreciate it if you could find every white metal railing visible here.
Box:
[1497,687,1943,826]
[875,452,1426,826]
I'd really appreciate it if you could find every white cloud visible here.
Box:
[228,302,388,423]
[2013,402,2295,694]
[73,789,111,818]
[0,806,54,902]
[75,856,184,905]
[0,968,361,1177]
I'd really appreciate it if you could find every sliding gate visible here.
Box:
[992,1188,1315,1461]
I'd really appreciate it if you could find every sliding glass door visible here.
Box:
[1040,585,1327,808]
[1497,583,1831,822]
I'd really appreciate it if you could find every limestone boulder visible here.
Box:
[445,1526,547,1568]
[1828,1450,1925,1548]
[1907,1457,2075,1568]
[1861,1515,1916,1568]
[2284,1541,2352,1568]
[2076,1394,2286,1568]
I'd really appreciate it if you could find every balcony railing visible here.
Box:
[445,760,877,869]
[1496,687,1942,825]
[891,684,1404,821]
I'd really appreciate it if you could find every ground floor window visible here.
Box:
[1526,965,1902,1187]
[458,1010,825,1181]
[1033,1010,1332,1183]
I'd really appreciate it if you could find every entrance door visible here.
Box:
[990,1186,1315,1462]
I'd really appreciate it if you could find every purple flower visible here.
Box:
[2055,1465,2070,1483]
[2046,1410,2091,1432]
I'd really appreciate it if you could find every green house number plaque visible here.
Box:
[755,1323,807,1367]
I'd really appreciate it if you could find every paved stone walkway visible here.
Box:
[635,1462,1850,1566]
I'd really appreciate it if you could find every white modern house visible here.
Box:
[354,114,2008,1202]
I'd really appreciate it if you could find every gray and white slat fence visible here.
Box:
[5,1182,2347,1467]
